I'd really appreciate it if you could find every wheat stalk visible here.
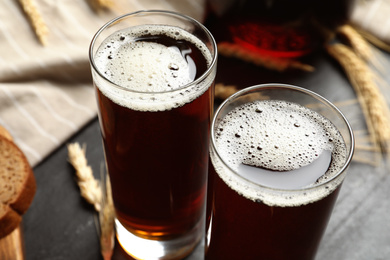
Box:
[67,143,102,211]
[67,143,115,259]
[326,43,390,153]
[352,155,381,166]
[333,99,382,165]
[99,165,115,260]
[337,24,385,74]
[18,0,49,45]
[88,0,114,11]
[355,27,390,53]
[217,42,315,72]
[337,24,373,61]
[215,83,238,100]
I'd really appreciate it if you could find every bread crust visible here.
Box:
[0,134,36,239]
[0,125,12,142]
[0,204,22,240]
[10,164,37,215]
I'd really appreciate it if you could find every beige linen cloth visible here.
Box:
[0,0,388,168]
[0,0,206,167]
[350,0,390,44]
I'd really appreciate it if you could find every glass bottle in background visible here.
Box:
[206,0,352,58]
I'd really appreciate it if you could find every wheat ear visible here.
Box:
[215,83,238,100]
[67,143,102,211]
[88,0,114,11]
[68,143,115,259]
[18,0,48,45]
[337,24,373,61]
[355,27,390,53]
[326,43,390,153]
[337,24,385,73]
[99,165,115,260]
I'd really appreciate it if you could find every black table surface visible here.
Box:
[23,48,390,260]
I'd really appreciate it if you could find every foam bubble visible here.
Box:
[212,100,348,206]
[216,100,334,172]
[97,41,194,92]
[93,25,214,112]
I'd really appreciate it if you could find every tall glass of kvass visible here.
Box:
[89,10,217,260]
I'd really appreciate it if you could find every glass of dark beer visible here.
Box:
[89,10,217,259]
[206,84,354,260]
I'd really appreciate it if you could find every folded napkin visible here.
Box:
[0,0,205,167]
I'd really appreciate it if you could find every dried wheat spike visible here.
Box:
[215,83,238,100]
[326,43,390,153]
[337,24,373,62]
[68,143,102,211]
[88,0,114,11]
[217,42,315,72]
[355,27,390,53]
[99,171,115,260]
[19,0,49,45]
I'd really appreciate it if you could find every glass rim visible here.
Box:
[210,83,355,193]
[88,9,218,95]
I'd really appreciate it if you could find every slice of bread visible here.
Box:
[0,130,36,239]
[0,125,12,142]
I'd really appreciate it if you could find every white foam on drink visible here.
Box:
[237,150,332,190]
[93,25,214,112]
[212,100,348,206]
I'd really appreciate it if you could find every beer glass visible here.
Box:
[206,84,354,260]
[89,10,217,259]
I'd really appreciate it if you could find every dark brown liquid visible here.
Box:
[95,33,214,239]
[205,99,348,259]
[205,164,341,260]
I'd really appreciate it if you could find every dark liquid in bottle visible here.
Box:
[206,0,351,57]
